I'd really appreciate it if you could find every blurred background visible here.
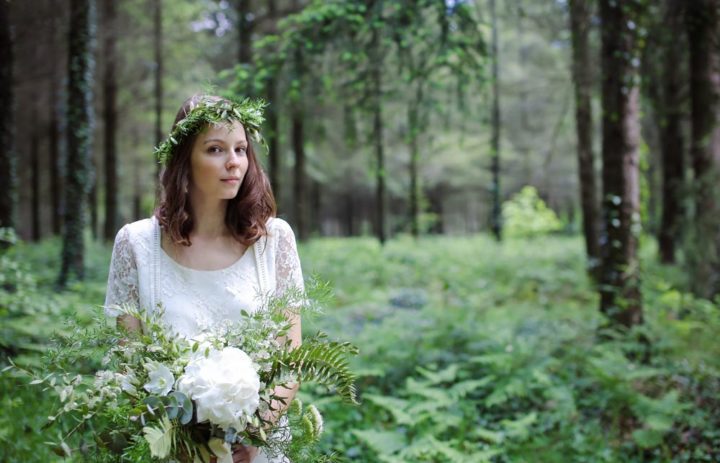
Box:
[1,0,720,461]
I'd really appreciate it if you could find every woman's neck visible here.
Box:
[188,193,229,239]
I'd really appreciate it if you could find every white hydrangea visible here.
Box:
[176,347,260,431]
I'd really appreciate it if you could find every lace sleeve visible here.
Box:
[274,220,304,301]
[104,225,140,317]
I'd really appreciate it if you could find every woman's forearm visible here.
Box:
[118,314,141,332]
[264,309,302,424]
[264,382,300,425]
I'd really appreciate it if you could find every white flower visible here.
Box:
[119,371,139,396]
[176,347,260,431]
[143,361,175,396]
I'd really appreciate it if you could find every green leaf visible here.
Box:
[143,415,174,458]
[632,428,663,449]
[364,394,415,425]
[353,429,405,455]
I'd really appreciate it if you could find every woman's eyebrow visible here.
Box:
[203,138,247,145]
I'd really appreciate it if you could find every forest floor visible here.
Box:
[1,233,719,462]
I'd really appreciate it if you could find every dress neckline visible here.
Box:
[159,241,252,273]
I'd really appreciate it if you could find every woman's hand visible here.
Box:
[208,444,258,463]
[232,444,259,463]
[231,444,259,463]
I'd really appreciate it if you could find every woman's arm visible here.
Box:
[267,220,305,422]
[265,309,302,424]
[105,225,142,331]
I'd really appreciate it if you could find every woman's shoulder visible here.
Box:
[114,217,156,244]
[266,217,296,239]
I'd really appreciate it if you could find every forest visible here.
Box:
[1,0,719,461]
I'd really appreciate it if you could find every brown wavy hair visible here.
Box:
[155,95,276,247]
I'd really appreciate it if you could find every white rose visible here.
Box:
[143,361,175,396]
[176,347,260,431]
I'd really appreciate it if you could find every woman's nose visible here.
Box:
[226,152,241,169]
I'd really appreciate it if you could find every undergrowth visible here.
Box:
[1,233,719,462]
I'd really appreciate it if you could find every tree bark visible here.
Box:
[598,0,644,327]
[686,0,720,299]
[0,0,16,229]
[489,0,502,241]
[657,0,686,264]
[59,0,96,287]
[103,0,118,241]
[569,0,601,273]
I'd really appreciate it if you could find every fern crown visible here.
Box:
[155,96,268,165]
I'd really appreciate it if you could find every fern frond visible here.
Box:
[278,332,359,404]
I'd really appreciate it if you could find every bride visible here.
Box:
[104,94,302,463]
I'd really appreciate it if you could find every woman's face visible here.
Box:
[189,120,249,202]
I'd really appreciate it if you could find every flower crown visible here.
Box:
[155,97,268,165]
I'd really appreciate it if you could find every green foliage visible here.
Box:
[502,185,563,238]
[301,234,720,462]
[2,234,720,462]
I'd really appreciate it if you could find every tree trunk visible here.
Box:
[598,0,644,327]
[569,0,601,274]
[373,66,386,244]
[370,10,387,245]
[408,85,422,238]
[686,0,720,299]
[50,87,64,236]
[89,160,98,240]
[265,2,280,208]
[428,185,445,234]
[489,0,502,241]
[59,0,96,287]
[49,17,65,236]
[132,129,142,221]
[0,0,16,230]
[311,178,321,235]
[153,0,163,183]
[237,0,253,65]
[31,116,41,241]
[657,0,686,264]
[103,0,118,241]
[292,100,307,241]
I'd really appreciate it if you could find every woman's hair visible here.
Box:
[155,95,276,247]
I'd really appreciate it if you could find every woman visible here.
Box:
[104,95,302,463]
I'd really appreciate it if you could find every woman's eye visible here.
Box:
[236,147,247,155]
[208,146,223,154]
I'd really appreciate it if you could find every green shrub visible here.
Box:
[502,185,562,238]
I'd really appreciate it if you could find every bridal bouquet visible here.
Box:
[19,286,357,462]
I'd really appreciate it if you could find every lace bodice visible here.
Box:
[104,217,304,339]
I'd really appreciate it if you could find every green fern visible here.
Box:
[276,332,359,404]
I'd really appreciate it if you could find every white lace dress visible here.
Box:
[104,216,302,463]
